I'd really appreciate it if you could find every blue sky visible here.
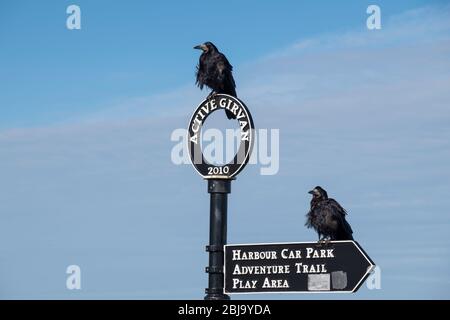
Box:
[0,1,450,299]
[0,0,435,127]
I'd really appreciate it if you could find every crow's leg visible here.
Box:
[206,90,216,100]
[322,235,334,246]
[316,233,325,247]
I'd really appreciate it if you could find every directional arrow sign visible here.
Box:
[224,241,375,294]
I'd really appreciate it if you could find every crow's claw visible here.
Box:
[206,91,216,100]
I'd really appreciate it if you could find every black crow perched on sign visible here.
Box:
[194,42,237,119]
[305,186,354,242]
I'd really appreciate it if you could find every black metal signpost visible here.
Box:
[224,241,375,294]
[187,95,375,299]
[187,94,255,300]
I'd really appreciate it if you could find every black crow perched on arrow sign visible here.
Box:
[194,42,237,119]
[305,186,354,242]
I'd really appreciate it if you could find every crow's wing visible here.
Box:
[328,198,348,215]
[216,54,236,96]
[325,199,353,238]
[315,200,350,236]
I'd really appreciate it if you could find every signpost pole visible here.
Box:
[204,179,231,300]
[188,95,254,299]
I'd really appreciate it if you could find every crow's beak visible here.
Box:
[308,190,314,195]
[194,44,207,51]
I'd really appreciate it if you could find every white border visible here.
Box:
[223,240,375,295]
[186,94,254,179]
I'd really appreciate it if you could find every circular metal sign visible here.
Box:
[187,94,255,179]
